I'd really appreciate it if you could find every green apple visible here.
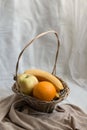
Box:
[18,73,39,95]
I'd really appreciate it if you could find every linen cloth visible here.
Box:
[0,94,87,130]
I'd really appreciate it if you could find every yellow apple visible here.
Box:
[18,73,39,95]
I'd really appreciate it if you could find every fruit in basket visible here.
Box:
[18,73,39,95]
[24,69,64,91]
[33,81,57,101]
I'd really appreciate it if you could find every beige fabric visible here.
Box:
[0,94,87,130]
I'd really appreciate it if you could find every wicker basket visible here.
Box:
[12,30,70,113]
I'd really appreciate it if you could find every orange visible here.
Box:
[33,81,56,101]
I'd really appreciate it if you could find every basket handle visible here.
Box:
[15,30,60,88]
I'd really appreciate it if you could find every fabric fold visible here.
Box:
[0,94,87,130]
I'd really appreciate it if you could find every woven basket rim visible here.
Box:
[12,77,70,104]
